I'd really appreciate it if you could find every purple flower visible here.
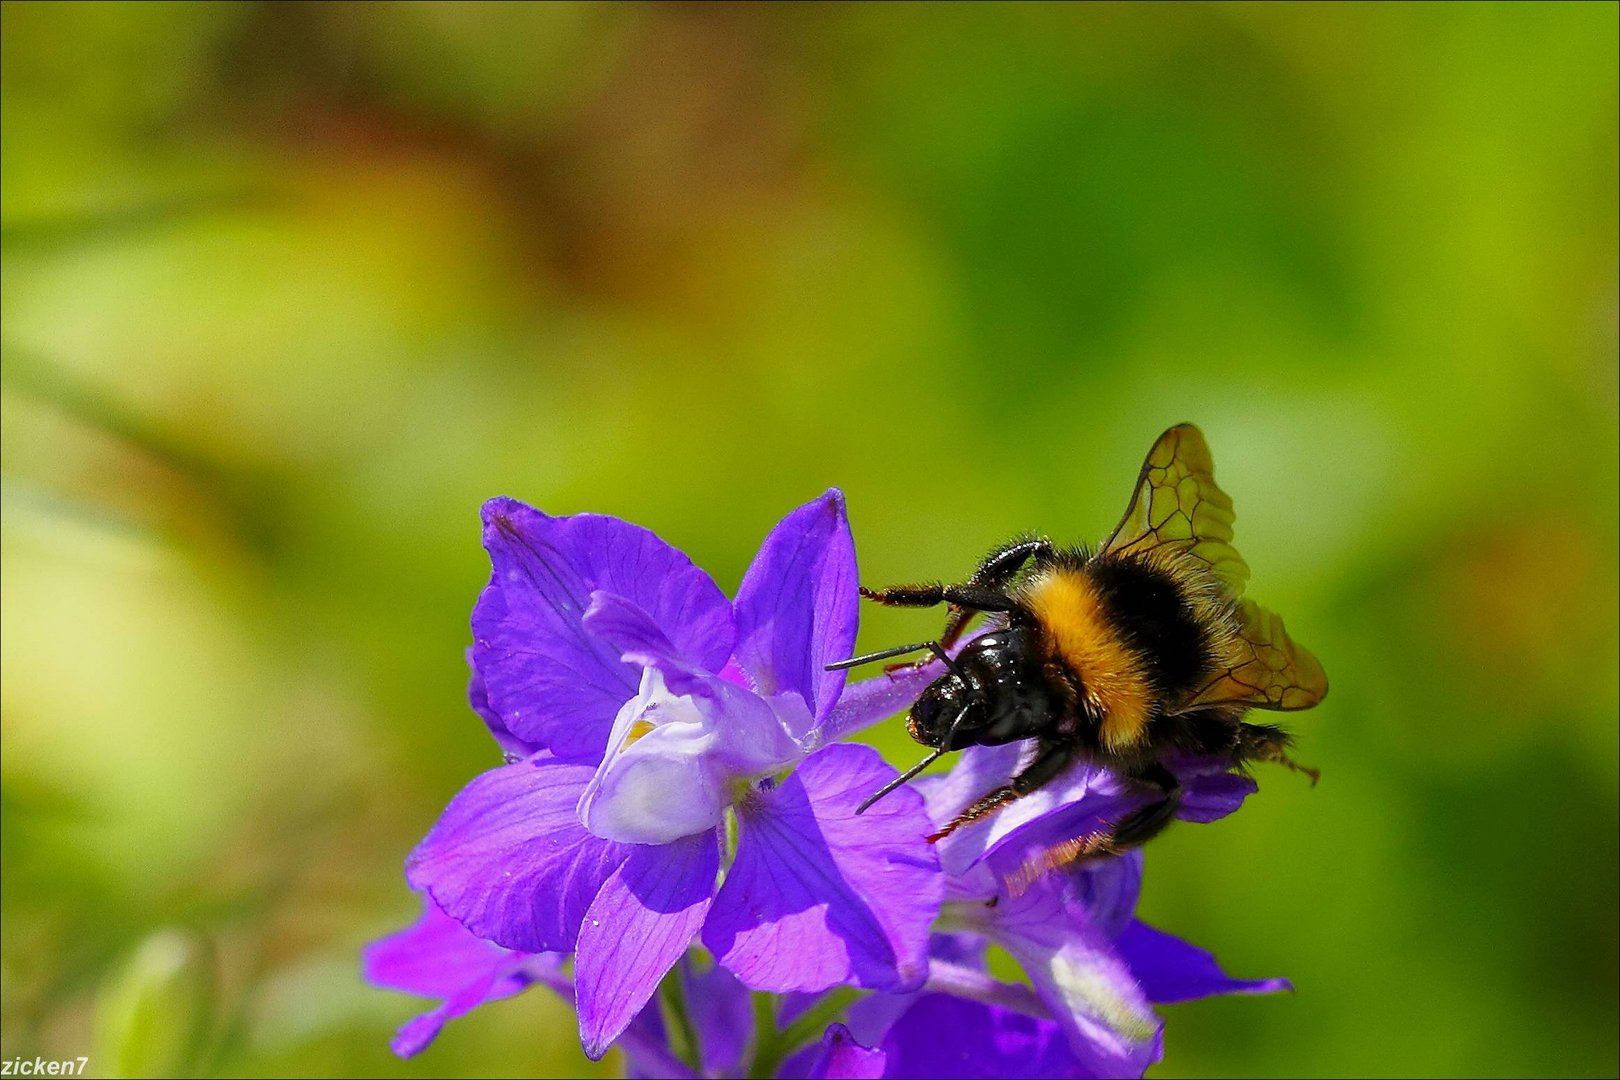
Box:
[798,741,1291,1079]
[403,492,945,1059]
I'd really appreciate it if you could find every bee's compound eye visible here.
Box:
[908,684,960,748]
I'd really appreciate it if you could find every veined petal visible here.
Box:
[406,755,631,953]
[704,744,941,994]
[732,490,858,728]
[473,498,734,762]
[576,832,721,1060]
[363,896,566,1057]
[1116,919,1292,1004]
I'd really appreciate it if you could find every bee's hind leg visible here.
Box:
[1107,764,1185,849]
[927,739,1076,843]
[1237,722,1319,785]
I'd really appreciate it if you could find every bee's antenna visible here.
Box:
[855,746,947,815]
[826,640,966,678]
[825,641,934,671]
[854,704,974,816]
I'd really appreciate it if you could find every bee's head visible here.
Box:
[906,629,1051,751]
[906,675,979,750]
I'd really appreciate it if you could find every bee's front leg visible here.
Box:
[860,582,1020,673]
[926,738,1077,843]
[937,537,1053,649]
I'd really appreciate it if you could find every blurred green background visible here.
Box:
[2,3,1615,1077]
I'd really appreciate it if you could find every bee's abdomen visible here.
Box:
[1082,551,1223,701]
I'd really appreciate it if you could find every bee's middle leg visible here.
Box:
[1006,764,1182,889]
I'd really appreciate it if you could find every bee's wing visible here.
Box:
[1100,424,1249,596]
[1177,597,1328,712]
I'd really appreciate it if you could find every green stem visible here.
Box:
[747,987,861,1080]
[748,994,780,1080]
[658,967,702,1074]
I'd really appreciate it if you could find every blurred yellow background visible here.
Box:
[2,3,1615,1077]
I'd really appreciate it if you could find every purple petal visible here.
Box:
[809,661,946,750]
[877,994,1120,1080]
[925,744,1259,882]
[363,897,567,1057]
[406,755,631,953]
[365,897,517,999]
[1164,752,1261,822]
[704,744,942,994]
[581,590,684,669]
[467,653,538,760]
[731,490,858,727]
[1061,850,1144,940]
[966,873,1162,1075]
[576,832,721,1060]
[808,1024,887,1079]
[1116,919,1292,1004]
[473,498,735,761]
[680,957,753,1078]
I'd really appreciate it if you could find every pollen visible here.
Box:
[623,719,657,747]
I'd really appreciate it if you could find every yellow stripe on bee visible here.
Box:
[1023,569,1153,751]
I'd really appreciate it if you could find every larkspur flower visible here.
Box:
[401,491,945,1058]
[370,489,1297,1078]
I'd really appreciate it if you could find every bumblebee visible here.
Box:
[830,423,1328,862]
